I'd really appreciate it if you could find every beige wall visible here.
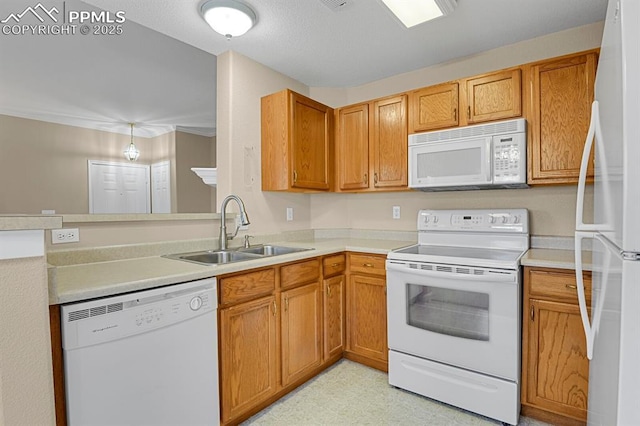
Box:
[0,116,218,215]
[305,22,602,237]
[0,116,167,214]
[0,256,55,425]
[216,51,312,235]
[175,131,216,213]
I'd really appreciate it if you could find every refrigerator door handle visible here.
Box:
[576,101,600,232]
[575,231,595,359]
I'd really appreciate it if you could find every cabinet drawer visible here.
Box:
[220,268,276,305]
[528,268,592,304]
[323,254,346,277]
[281,258,320,289]
[349,253,386,276]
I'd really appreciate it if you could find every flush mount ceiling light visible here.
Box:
[124,123,140,162]
[381,0,457,28]
[200,0,257,39]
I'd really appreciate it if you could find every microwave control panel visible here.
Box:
[492,133,526,184]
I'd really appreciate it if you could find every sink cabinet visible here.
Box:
[218,257,334,425]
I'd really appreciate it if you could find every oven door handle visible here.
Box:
[386,262,516,282]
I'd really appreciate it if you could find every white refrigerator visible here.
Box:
[575,1,640,425]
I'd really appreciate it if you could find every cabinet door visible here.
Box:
[220,296,278,423]
[372,95,408,189]
[465,68,522,124]
[337,103,370,190]
[323,274,345,360]
[281,282,322,386]
[409,82,459,133]
[347,274,387,362]
[291,92,332,190]
[526,299,589,421]
[527,52,597,184]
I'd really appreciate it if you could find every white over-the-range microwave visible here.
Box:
[409,118,527,191]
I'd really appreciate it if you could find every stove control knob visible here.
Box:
[489,216,496,224]
[501,216,508,224]
[424,216,431,224]
[511,215,520,224]
[433,216,439,224]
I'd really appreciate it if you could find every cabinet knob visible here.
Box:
[364,173,368,184]
[453,108,457,122]
[272,300,277,316]
[327,285,332,297]
[363,263,374,268]
[293,170,298,183]
[374,173,378,185]
[565,284,577,290]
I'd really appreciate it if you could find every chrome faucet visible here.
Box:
[219,195,250,251]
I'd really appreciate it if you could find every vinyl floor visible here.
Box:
[242,359,551,426]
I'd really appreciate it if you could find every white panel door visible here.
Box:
[89,160,150,214]
[151,161,171,214]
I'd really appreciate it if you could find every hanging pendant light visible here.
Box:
[124,122,140,161]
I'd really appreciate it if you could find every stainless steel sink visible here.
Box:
[164,250,263,265]
[164,245,312,266]
[238,245,312,256]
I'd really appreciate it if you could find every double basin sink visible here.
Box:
[164,245,312,266]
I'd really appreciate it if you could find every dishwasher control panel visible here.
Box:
[61,278,216,350]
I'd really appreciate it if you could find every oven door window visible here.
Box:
[407,283,489,341]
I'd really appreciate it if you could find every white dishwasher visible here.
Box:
[61,278,219,426]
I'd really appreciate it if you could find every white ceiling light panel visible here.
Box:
[381,0,457,27]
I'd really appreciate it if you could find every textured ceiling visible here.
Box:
[0,0,607,136]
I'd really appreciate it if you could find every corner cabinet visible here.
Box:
[345,252,388,371]
[521,266,592,425]
[526,50,597,185]
[322,254,346,360]
[336,94,408,192]
[261,89,333,192]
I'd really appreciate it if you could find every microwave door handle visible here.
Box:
[386,262,515,282]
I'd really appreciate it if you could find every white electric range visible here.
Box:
[386,209,529,426]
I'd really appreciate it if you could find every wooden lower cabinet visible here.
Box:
[522,266,591,425]
[345,253,388,370]
[323,274,345,359]
[219,295,278,424]
[281,282,322,386]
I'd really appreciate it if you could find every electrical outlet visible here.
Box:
[52,228,80,244]
[286,207,294,221]
[392,205,401,219]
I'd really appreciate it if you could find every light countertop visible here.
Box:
[49,238,414,305]
[521,248,592,271]
[0,215,62,231]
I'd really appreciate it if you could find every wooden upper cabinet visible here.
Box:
[336,94,408,192]
[464,68,522,124]
[337,103,370,190]
[527,51,597,185]
[372,95,408,188]
[261,89,333,192]
[409,82,459,133]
